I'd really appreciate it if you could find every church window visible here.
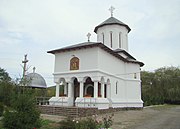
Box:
[116,81,118,94]
[70,57,79,70]
[110,31,113,48]
[119,32,122,48]
[134,73,137,79]
[102,33,104,44]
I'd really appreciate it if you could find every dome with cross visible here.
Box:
[26,67,47,88]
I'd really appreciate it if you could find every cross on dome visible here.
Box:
[109,6,115,17]
[87,33,91,42]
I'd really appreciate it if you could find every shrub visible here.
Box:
[0,103,4,116]
[59,114,114,129]
[2,93,41,129]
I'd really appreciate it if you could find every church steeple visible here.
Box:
[94,7,131,51]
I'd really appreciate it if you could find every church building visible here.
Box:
[48,7,144,109]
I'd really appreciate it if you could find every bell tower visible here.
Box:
[94,6,131,51]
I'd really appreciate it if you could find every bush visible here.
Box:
[2,93,41,129]
[59,114,114,129]
[0,103,4,116]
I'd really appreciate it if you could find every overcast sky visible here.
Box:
[0,0,180,86]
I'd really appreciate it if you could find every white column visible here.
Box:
[79,81,84,98]
[101,83,105,98]
[55,83,60,97]
[94,81,98,98]
[106,84,110,98]
[68,82,72,97]
[64,83,67,95]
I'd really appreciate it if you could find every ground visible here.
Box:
[1,105,180,129]
[40,105,180,129]
[111,105,180,129]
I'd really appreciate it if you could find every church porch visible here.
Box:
[49,75,111,109]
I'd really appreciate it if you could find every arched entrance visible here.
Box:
[72,78,79,106]
[84,77,94,97]
[86,85,94,97]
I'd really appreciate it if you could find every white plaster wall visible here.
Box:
[97,48,125,76]
[125,63,141,79]
[54,47,98,73]
[97,25,129,51]
[126,80,141,101]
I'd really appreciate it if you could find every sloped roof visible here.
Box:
[47,42,144,67]
[94,17,131,33]
[114,48,136,60]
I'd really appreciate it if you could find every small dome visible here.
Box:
[26,72,47,88]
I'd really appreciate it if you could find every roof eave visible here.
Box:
[94,23,131,33]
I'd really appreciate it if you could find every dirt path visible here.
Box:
[111,105,180,129]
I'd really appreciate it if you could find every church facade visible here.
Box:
[48,10,144,109]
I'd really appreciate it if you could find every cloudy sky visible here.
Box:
[0,0,180,86]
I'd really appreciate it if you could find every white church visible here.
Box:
[48,7,144,109]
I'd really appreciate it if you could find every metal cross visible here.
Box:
[109,6,115,17]
[87,33,91,42]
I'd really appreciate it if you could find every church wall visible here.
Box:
[125,63,141,79]
[126,80,141,101]
[97,25,128,51]
[54,47,99,73]
[97,47,126,76]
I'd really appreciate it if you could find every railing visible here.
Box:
[76,97,97,108]
[36,97,50,105]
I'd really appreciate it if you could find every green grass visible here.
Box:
[149,104,178,110]
[0,118,59,129]
[39,119,59,129]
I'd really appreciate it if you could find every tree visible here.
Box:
[141,66,180,106]
[0,67,14,106]
[0,68,11,82]
[2,92,41,129]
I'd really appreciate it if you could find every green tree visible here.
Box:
[0,68,11,82]
[141,66,180,106]
[0,67,14,106]
[2,92,41,129]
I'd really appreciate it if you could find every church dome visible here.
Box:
[26,72,47,88]
[94,17,131,33]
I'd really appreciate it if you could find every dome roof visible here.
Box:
[26,72,47,88]
[94,17,131,33]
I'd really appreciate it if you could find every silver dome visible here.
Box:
[26,72,47,88]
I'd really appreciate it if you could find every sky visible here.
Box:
[0,0,180,86]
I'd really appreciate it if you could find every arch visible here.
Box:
[70,77,79,83]
[107,78,110,85]
[83,76,91,83]
[100,77,105,84]
[84,77,94,97]
[59,78,66,84]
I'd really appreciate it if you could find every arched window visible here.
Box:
[102,33,104,44]
[110,31,113,48]
[119,32,122,48]
[134,73,137,79]
[116,81,118,94]
[70,57,79,70]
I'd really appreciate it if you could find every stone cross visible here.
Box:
[109,6,115,17]
[87,33,91,42]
